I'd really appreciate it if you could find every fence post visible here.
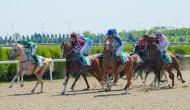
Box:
[50,64,53,81]
[17,65,20,83]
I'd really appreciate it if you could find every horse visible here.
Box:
[60,41,103,95]
[100,39,142,94]
[133,39,185,86]
[142,34,175,87]
[9,43,54,93]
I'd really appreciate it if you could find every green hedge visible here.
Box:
[1,45,190,81]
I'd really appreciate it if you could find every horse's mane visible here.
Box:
[13,43,24,50]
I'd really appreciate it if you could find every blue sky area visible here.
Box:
[0,0,189,36]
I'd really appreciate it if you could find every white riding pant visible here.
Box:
[85,41,93,56]
[115,41,124,56]
[79,42,88,57]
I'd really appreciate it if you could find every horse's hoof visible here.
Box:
[9,85,13,88]
[70,87,74,91]
[31,90,35,93]
[20,84,24,87]
[124,89,128,94]
[182,80,186,83]
[61,92,65,95]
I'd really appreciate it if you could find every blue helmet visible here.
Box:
[79,36,85,39]
[107,29,114,36]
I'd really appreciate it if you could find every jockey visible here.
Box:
[155,30,169,60]
[134,37,149,60]
[78,35,93,56]
[70,32,88,64]
[107,29,124,65]
[20,39,42,66]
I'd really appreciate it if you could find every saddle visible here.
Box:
[27,54,40,66]
[159,52,172,64]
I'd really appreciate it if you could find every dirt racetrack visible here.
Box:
[1,70,190,110]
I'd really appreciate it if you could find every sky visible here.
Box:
[0,0,190,36]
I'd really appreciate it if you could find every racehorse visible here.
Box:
[133,36,185,85]
[9,43,54,93]
[60,41,103,95]
[100,39,142,94]
[142,34,175,87]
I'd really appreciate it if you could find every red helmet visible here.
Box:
[71,32,77,38]
[148,34,155,38]
[138,38,147,44]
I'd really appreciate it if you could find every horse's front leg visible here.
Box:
[20,71,25,87]
[9,71,21,88]
[113,72,120,85]
[61,72,70,95]
[9,64,22,88]
[70,73,82,90]
[82,73,90,90]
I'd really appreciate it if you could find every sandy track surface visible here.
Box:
[1,70,190,110]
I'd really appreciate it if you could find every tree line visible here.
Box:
[1,27,190,45]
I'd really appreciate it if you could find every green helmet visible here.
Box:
[112,29,117,34]
[21,39,28,45]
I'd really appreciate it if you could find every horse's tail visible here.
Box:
[45,58,54,72]
[130,54,143,65]
[175,53,185,59]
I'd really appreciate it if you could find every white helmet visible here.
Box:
[156,30,162,35]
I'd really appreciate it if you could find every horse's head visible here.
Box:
[10,42,24,60]
[143,34,160,58]
[61,41,72,57]
[105,38,112,51]
[143,34,157,45]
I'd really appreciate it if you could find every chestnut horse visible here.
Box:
[9,43,54,93]
[143,34,175,87]
[61,41,103,95]
[100,39,142,94]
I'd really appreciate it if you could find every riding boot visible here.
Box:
[33,55,39,65]
[79,56,84,71]
[162,51,166,62]
[118,55,123,66]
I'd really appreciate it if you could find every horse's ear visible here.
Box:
[12,42,17,46]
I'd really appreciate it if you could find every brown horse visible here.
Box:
[9,43,54,93]
[100,39,142,94]
[60,41,103,95]
[143,34,175,87]
[134,42,185,85]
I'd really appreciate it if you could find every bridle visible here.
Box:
[62,44,78,62]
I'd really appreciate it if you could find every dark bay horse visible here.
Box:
[142,34,175,87]
[100,39,142,94]
[133,41,185,85]
[61,41,103,95]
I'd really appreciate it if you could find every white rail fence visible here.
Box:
[0,55,190,81]
[0,59,66,81]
